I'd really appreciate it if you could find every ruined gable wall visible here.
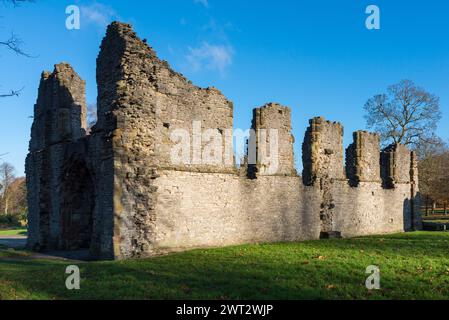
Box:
[96,22,236,259]
[94,22,158,259]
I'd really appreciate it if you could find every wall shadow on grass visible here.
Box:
[0,232,448,299]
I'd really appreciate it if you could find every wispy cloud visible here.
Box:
[186,42,234,76]
[80,2,119,28]
[194,0,209,8]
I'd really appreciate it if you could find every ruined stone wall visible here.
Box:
[26,63,89,251]
[302,117,345,186]
[93,22,236,259]
[249,103,296,177]
[381,144,412,188]
[153,172,321,252]
[26,21,421,260]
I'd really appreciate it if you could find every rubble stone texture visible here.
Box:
[248,103,296,177]
[26,22,421,260]
[346,131,382,187]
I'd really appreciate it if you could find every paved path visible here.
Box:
[0,236,90,262]
[0,236,27,249]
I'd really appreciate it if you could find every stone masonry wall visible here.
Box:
[26,63,88,251]
[302,117,345,236]
[381,144,412,188]
[346,131,382,187]
[26,21,421,260]
[153,171,321,252]
[248,103,296,177]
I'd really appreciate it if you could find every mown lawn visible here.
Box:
[0,232,448,300]
[0,229,27,236]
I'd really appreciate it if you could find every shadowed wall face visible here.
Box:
[346,131,381,187]
[26,63,88,251]
[60,158,94,250]
[26,22,421,260]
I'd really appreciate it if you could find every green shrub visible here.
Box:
[0,214,23,228]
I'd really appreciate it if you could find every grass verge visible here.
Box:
[0,229,27,237]
[0,231,448,300]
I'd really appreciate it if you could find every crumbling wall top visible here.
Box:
[29,63,87,152]
[248,102,295,177]
[346,130,381,186]
[302,116,345,185]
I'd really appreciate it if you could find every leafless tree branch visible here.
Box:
[0,32,31,57]
[364,80,442,149]
[0,0,34,98]
[1,0,34,7]
[0,86,24,97]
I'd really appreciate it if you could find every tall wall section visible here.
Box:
[248,103,296,177]
[26,63,90,251]
[94,22,236,259]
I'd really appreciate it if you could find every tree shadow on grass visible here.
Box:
[309,232,449,260]
[1,240,449,299]
[1,232,448,300]
[0,257,378,300]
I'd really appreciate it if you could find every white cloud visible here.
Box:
[186,42,234,76]
[194,0,209,8]
[80,2,119,28]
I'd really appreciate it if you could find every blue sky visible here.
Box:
[1,0,449,174]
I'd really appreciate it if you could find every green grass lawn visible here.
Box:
[0,229,27,236]
[0,231,448,300]
[423,214,449,220]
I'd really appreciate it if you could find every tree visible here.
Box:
[419,152,449,215]
[2,0,32,6]
[364,80,442,148]
[0,0,33,98]
[414,135,447,161]
[4,177,27,218]
[87,103,98,131]
[0,162,15,215]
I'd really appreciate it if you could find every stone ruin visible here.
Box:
[25,22,421,260]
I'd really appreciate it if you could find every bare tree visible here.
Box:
[0,162,15,215]
[87,103,98,131]
[2,0,32,6]
[364,80,442,148]
[419,151,449,215]
[414,135,447,160]
[0,0,34,98]
[1,176,27,219]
